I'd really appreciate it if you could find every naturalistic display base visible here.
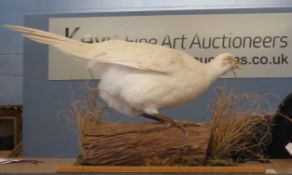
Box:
[67,85,273,173]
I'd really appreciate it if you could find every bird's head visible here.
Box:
[210,53,240,77]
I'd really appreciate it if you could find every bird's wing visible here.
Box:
[89,40,185,73]
[3,25,185,74]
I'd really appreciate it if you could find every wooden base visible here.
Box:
[78,120,210,165]
[55,165,266,173]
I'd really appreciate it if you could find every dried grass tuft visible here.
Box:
[207,87,274,163]
[69,82,108,139]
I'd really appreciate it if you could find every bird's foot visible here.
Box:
[165,119,189,136]
[142,113,201,136]
[165,119,202,136]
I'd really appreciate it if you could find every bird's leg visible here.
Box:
[142,113,175,124]
[142,113,199,135]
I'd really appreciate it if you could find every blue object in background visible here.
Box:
[0,0,292,157]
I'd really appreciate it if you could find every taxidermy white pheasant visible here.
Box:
[3,25,240,127]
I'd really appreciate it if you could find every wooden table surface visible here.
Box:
[0,158,290,174]
[0,157,74,173]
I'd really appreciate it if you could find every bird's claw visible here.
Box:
[165,120,189,136]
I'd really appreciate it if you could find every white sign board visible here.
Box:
[49,13,292,80]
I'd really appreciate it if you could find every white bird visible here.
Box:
[3,25,240,127]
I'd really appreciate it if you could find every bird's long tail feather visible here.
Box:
[2,25,96,61]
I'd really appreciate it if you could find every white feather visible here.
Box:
[3,25,239,116]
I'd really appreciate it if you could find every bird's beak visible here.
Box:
[232,59,241,70]
[229,58,241,79]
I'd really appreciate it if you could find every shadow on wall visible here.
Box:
[268,92,292,158]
